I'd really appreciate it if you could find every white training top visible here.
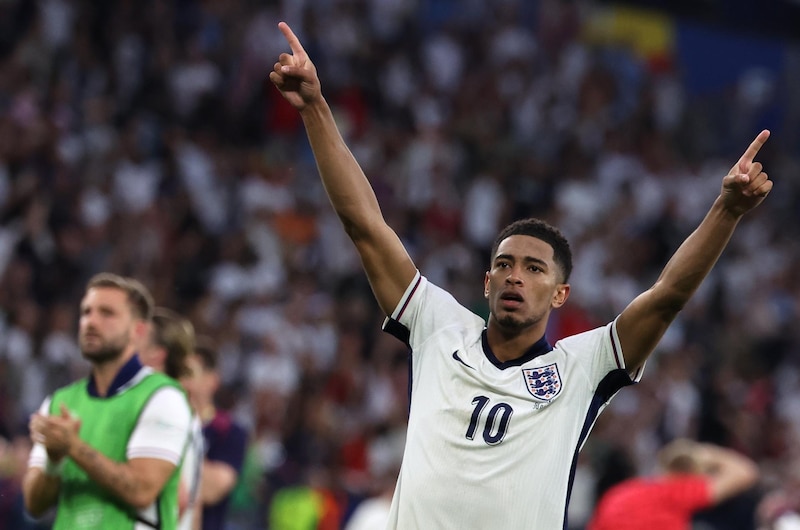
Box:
[382,272,643,530]
[178,413,204,530]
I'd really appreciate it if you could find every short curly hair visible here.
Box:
[490,218,573,283]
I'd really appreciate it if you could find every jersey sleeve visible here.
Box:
[557,318,644,391]
[382,271,484,352]
[127,386,192,464]
[27,396,53,470]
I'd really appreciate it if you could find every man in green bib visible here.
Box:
[23,273,193,530]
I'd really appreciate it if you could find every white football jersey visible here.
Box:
[382,272,643,529]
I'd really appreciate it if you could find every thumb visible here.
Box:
[60,404,82,431]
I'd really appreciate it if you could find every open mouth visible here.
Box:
[500,291,523,309]
[500,292,523,302]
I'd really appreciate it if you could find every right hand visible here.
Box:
[269,22,322,111]
[29,404,81,463]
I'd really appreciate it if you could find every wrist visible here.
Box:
[298,96,329,120]
[44,458,65,477]
[65,437,80,460]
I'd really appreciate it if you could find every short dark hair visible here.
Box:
[193,335,218,372]
[86,273,155,321]
[151,307,196,379]
[490,218,573,283]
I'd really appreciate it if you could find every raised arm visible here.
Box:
[269,22,416,315]
[617,130,772,371]
[694,443,759,503]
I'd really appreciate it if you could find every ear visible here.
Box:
[483,271,490,298]
[131,320,151,349]
[208,370,221,394]
[552,283,570,308]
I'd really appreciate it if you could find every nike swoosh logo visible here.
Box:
[452,351,475,370]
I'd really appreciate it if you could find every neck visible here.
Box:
[486,320,547,363]
[199,403,216,424]
[92,350,135,397]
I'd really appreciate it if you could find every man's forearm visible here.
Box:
[67,438,152,509]
[299,98,384,235]
[699,444,759,501]
[656,197,740,303]
[200,460,237,505]
[23,468,61,517]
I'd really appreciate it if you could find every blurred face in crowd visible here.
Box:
[179,353,218,414]
[79,287,138,365]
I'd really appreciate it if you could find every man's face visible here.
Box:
[179,354,217,413]
[484,235,569,332]
[78,287,137,365]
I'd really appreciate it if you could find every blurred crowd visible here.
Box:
[2,0,800,528]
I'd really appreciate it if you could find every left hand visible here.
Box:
[721,129,772,217]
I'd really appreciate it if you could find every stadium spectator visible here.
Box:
[181,337,248,530]
[588,438,759,530]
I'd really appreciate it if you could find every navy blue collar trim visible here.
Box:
[87,354,144,398]
[481,330,553,369]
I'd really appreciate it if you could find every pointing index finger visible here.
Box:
[278,21,307,59]
[738,129,770,173]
